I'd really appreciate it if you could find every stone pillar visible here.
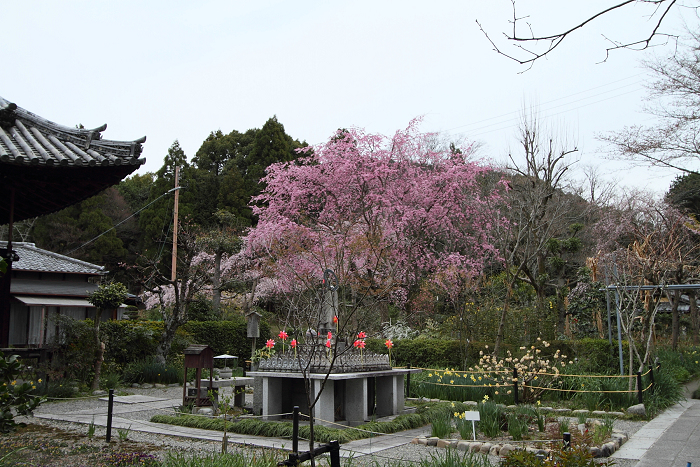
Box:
[313,379,335,426]
[262,377,283,421]
[375,374,404,417]
[345,377,368,426]
[319,290,338,336]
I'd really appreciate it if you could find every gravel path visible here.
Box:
[23,385,649,466]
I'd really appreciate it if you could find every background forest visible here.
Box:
[6,33,700,384]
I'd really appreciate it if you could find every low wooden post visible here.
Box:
[563,432,571,450]
[637,371,643,404]
[329,440,340,467]
[292,406,299,456]
[106,389,114,442]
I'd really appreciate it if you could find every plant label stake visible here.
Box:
[463,411,480,441]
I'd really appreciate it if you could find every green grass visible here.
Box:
[152,402,465,444]
[160,451,280,467]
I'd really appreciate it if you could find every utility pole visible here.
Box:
[171,166,179,282]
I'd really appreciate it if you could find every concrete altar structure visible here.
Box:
[247,368,419,426]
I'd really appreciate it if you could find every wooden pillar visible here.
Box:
[0,187,15,348]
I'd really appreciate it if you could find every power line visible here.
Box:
[65,187,182,256]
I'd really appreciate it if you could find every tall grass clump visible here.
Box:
[431,410,452,438]
[644,365,683,417]
[122,357,183,385]
[161,451,280,467]
[477,400,502,438]
[418,447,491,467]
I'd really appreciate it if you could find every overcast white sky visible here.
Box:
[3,1,696,195]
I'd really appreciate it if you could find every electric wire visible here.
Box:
[65,187,181,256]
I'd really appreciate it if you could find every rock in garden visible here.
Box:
[92,390,107,396]
[412,437,427,445]
[456,441,470,451]
[489,444,500,456]
[499,444,515,456]
[479,442,492,454]
[590,447,601,458]
[427,437,439,446]
[437,439,455,448]
[626,403,646,416]
[469,442,482,452]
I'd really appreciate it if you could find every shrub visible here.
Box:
[182,318,270,361]
[0,352,44,432]
[122,357,183,385]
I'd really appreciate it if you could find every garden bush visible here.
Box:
[122,357,183,385]
[182,317,270,362]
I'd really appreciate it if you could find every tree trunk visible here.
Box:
[90,312,103,391]
[690,289,699,345]
[212,250,222,317]
[493,286,511,356]
[671,289,680,350]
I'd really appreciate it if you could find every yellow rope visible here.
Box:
[522,384,634,394]
[418,381,513,388]
[527,371,633,379]
[415,367,510,375]
[641,382,654,392]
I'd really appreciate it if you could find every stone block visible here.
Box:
[479,442,492,454]
[427,437,439,446]
[463,400,478,406]
[436,439,452,448]
[591,410,607,416]
[499,444,515,456]
[608,411,625,417]
[572,409,588,415]
[590,447,601,458]
[489,444,500,456]
[456,441,470,451]
[626,403,646,416]
[469,442,482,452]
[603,441,617,455]
[413,437,428,445]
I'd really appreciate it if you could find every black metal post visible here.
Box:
[329,440,340,467]
[292,406,299,456]
[563,432,571,450]
[637,371,644,404]
[513,368,519,405]
[406,364,411,398]
[106,389,114,442]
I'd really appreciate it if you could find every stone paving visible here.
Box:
[34,394,431,459]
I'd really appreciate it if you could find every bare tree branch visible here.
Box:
[479,0,682,69]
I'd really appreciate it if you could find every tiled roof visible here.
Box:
[0,96,147,224]
[0,242,105,275]
[0,96,145,168]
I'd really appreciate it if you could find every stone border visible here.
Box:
[411,431,629,458]
[406,398,629,458]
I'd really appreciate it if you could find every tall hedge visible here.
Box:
[181,317,270,361]
[364,337,628,372]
